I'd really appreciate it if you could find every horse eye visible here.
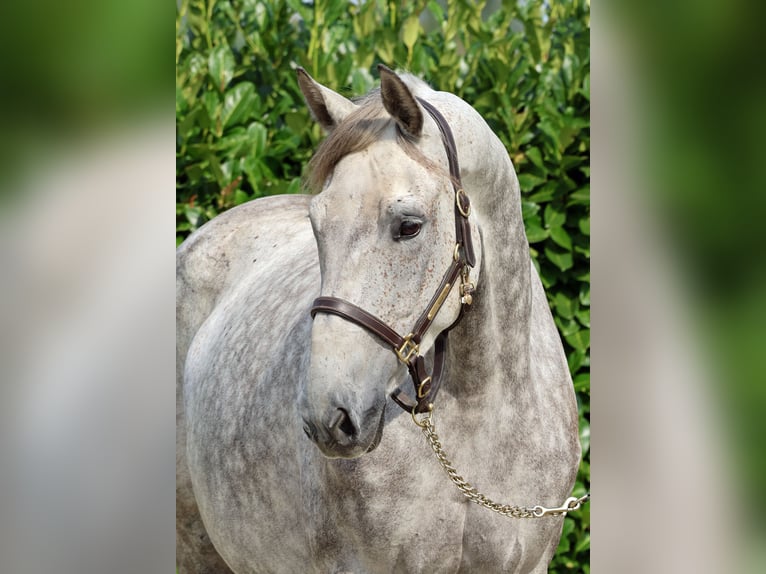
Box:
[397,220,422,239]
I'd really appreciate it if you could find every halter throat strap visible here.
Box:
[310,97,475,414]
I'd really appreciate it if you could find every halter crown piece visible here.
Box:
[310,97,476,416]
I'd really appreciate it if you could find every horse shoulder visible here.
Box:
[176,195,314,354]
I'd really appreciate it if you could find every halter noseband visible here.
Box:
[310,98,476,415]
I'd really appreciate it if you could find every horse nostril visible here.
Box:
[302,420,317,442]
[329,408,357,440]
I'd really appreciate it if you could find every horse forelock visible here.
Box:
[306,84,442,194]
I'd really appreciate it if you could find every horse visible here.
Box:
[177,65,581,573]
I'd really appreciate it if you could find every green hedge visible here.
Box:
[176,1,589,571]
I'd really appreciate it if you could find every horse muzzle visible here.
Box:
[300,401,386,459]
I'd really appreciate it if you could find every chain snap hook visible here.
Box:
[532,495,589,517]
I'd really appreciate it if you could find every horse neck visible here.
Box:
[446,124,532,405]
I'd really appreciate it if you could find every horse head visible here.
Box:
[296,66,480,458]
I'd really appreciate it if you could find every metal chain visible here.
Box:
[416,410,590,518]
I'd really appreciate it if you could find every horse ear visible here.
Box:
[378,64,423,138]
[296,67,356,132]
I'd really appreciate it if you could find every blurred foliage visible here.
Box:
[176,0,589,570]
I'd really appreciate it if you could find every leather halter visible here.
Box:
[310,98,476,415]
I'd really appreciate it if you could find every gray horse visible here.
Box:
[177,66,581,573]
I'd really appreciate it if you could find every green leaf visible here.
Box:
[555,316,580,337]
[561,154,584,171]
[544,203,566,228]
[178,104,202,142]
[581,72,590,101]
[248,122,268,157]
[233,189,250,205]
[578,215,590,236]
[553,292,576,320]
[539,261,564,289]
[579,423,590,455]
[427,0,444,22]
[208,43,235,93]
[567,349,585,373]
[216,130,249,156]
[243,155,263,189]
[286,177,302,194]
[184,205,203,228]
[518,172,547,191]
[402,16,420,51]
[521,201,540,220]
[183,162,204,184]
[525,216,549,244]
[565,329,590,352]
[525,146,544,169]
[579,284,590,307]
[573,373,590,393]
[526,181,558,203]
[377,30,396,64]
[575,532,591,554]
[574,270,590,283]
[176,84,188,114]
[221,82,257,130]
[284,111,307,135]
[538,120,561,154]
[562,517,575,538]
[544,245,573,271]
[549,226,572,250]
[574,241,590,258]
[568,185,590,205]
[202,91,221,127]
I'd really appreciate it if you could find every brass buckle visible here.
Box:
[396,334,419,364]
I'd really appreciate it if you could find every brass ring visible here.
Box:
[453,243,460,261]
[411,403,434,428]
[455,188,471,217]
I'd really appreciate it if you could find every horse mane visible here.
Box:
[306,79,441,193]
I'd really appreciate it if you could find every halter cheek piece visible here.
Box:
[310,98,476,415]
